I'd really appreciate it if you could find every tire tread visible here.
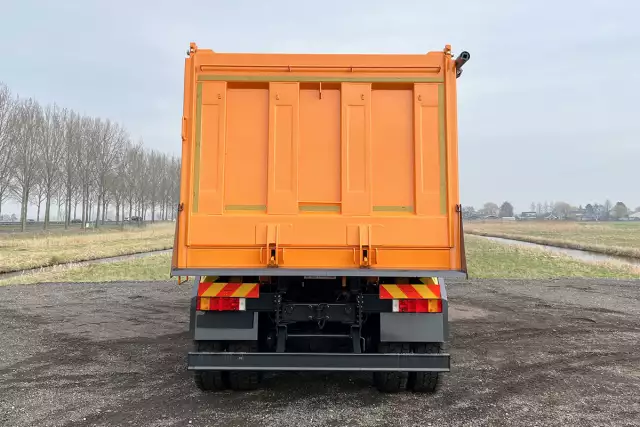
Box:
[227,341,261,391]
[408,343,441,393]
[373,342,411,393]
[193,341,226,391]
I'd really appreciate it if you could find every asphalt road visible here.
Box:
[1,278,639,427]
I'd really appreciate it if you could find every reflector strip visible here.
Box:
[233,283,259,298]
[198,281,259,298]
[379,283,440,300]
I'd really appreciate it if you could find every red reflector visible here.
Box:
[398,299,442,313]
[197,297,240,311]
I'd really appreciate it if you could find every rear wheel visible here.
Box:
[408,343,441,393]
[193,341,227,391]
[227,341,261,391]
[373,342,411,393]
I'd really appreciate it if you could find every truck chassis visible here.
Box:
[186,274,453,393]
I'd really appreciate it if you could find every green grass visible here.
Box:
[1,236,637,286]
[0,253,173,286]
[465,220,640,259]
[465,235,638,279]
[0,222,175,273]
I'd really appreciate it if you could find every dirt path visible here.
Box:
[1,279,639,427]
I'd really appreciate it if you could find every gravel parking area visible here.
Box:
[1,278,639,427]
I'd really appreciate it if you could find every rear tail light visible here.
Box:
[196,297,246,311]
[392,299,442,313]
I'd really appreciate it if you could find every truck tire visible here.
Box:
[408,343,441,393]
[227,341,261,391]
[193,341,226,391]
[373,342,411,393]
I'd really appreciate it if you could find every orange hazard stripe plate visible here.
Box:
[379,279,441,300]
[198,282,260,298]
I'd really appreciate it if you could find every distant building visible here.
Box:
[567,210,585,221]
[519,211,537,220]
[629,212,640,221]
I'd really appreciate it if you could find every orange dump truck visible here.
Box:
[172,43,469,393]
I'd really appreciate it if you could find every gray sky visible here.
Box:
[1,0,638,214]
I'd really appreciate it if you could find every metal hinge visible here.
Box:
[178,203,184,212]
[456,204,462,213]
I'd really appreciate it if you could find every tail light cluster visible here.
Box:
[392,299,442,313]
[196,297,246,311]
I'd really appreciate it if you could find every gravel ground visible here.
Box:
[1,278,639,427]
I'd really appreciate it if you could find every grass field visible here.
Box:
[0,222,175,273]
[1,235,637,286]
[465,220,640,258]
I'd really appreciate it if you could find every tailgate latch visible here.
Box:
[266,224,280,268]
[358,225,374,268]
[268,245,278,268]
[361,246,371,267]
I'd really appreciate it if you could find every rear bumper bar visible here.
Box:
[187,352,450,372]
[172,267,467,278]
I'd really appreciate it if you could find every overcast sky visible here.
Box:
[1,0,637,215]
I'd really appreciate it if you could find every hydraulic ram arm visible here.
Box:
[455,51,471,78]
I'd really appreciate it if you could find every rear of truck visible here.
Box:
[172,43,469,393]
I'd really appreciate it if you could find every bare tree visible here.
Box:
[62,110,81,228]
[0,83,16,216]
[137,151,150,220]
[40,104,65,229]
[54,183,65,222]
[170,156,181,220]
[29,177,47,222]
[91,120,126,228]
[76,116,96,227]
[1,82,182,230]
[612,202,628,220]
[499,201,514,218]
[11,98,43,230]
[112,141,134,224]
[603,199,612,220]
[553,201,571,219]
[146,150,165,222]
[123,142,143,221]
[481,202,499,216]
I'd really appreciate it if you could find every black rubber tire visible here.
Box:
[227,341,261,391]
[373,342,411,393]
[193,341,227,392]
[408,343,441,393]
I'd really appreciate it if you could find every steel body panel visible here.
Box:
[172,44,466,274]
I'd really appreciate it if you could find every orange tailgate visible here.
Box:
[172,43,466,276]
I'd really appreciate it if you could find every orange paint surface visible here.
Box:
[174,44,465,273]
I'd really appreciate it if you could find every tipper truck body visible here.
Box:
[172,43,469,392]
